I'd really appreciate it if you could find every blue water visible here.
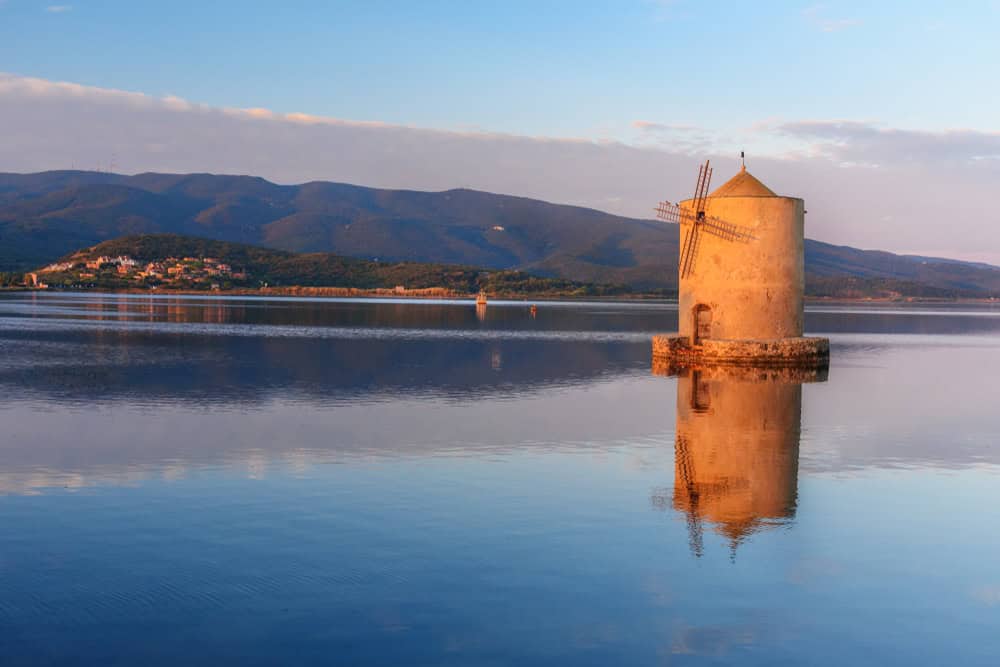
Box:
[1,293,998,665]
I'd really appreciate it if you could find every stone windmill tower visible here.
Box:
[652,159,829,366]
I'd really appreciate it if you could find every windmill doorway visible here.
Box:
[692,304,712,345]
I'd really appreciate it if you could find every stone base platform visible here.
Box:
[652,334,829,368]
[652,357,828,383]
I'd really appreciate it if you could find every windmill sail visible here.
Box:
[655,202,756,243]
[678,161,712,278]
[698,216,756,243]
[655,160,758,279]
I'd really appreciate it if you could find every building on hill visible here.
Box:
[24,272,47,288]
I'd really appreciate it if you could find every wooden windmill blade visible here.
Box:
[654,200,682,223]
[698,213,756,243]
[679,160,712,278]
[692,161,713,217]
[658,204,754,242]
[657,159,756,278]
[654,161,713,225]
[677,166,705,277]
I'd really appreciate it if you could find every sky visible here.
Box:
[2,0,1000,262]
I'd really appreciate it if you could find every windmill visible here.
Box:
[655,160,758,278]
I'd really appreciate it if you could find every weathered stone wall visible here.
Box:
[652,334,829,367]
[678,195,804,341]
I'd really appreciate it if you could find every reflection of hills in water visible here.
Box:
[807,305,1000,336]
[0,297,654,405]
[0,333,648,405]
[8,295,1000,335]
[0,295,676,332]
[654,364,826,556]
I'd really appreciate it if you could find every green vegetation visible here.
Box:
[0,272,23,287]
[39,234,633,296]
[29,234,1000,300]
[805,276,994,299]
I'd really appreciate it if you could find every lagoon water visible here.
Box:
[1,293,999,665]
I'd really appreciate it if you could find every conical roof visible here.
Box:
[709,166,776,197]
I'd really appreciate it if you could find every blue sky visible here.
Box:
[2,1,1000,261]
[3,1,998,138]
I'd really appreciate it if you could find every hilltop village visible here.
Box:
[29,254,248,291]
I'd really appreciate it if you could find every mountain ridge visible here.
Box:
[2,170,999,296]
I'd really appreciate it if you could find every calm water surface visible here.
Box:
[1,293,999,665]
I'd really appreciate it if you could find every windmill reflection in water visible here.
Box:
[652,361,827,558]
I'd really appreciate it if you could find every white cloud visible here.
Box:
[46,4,72,12]
[1,72,999,263]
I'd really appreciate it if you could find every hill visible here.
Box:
[35,234,627,297]
[3,170,1000,296]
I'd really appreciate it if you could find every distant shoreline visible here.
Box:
[5,286,1000,305]
[6,286,664,302]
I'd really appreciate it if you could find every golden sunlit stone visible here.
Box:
[654,164,830,366]
[653,363,825,556]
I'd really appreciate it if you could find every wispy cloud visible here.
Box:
[819,18,861,32]
[630,120,727,155]
[765,119,1000,165]
[46,5,72,13]
[632,120,701,133]
[802,4,861,32]
[0,73,434,134]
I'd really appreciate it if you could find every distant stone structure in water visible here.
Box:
[652,361,827,557]
[653,160,829,366]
